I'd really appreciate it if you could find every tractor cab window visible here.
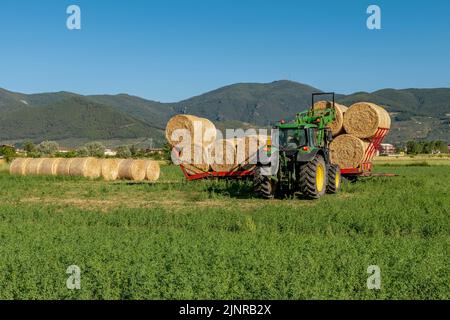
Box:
[279,129,307,149]
[308,128,318,146]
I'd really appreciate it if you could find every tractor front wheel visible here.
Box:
[326,164,341,194]
[254,167,274,199]
[299,155,327,199]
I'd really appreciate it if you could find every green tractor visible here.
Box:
[254,93,342,199]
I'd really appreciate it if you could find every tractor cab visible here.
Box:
[277,122,331,156]
[279,127,307,151]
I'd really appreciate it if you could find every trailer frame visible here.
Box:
[340,127,390,177]
[179,127,391,181]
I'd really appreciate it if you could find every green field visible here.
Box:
[0,163,448,300]
[373,155,450,166]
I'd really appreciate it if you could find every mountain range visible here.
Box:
[0,80,449,147]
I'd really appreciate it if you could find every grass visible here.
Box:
[0,163,448,300]
[373,154,450,166]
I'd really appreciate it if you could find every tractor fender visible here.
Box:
[257,153,279,176]
[255,147,279,176]
[259,165,275,177]
[296,149,324,163]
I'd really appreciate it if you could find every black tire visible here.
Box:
[254,167,274,199]
[326,164,341,194]
[298,155,327,199]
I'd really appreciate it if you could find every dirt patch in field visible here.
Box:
[19,195,321,213]
[19,196,246,212]
[21,197,121,212]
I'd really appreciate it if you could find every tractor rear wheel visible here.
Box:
[326,164,341,194]
[299,155,327,199]
[254,167,274,199]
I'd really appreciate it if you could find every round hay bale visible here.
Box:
[343,102,391,139]
[100,159,122,181]
[39,158,62,176]
[118,159,147,181]
[144,160,161,181]
[9,158,31,176]
[329,134,370,169]
[210,139,237,172]
[69,157,101,179]
[235,135,268,165]
[178,143,211,174]
[25,158,45,175]
[165,115,217,147]
[313,101,348,136]
[55,158,75,176]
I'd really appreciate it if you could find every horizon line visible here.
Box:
[2,80,450,104]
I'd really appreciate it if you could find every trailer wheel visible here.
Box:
[326,164,341,194]
[299,155,327,199]
[254,167,274,199]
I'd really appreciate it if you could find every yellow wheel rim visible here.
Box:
[316,163,325,193]
[335,171,341,189]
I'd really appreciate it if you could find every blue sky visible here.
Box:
[0,0,449,101]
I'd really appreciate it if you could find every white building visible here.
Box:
[380,144,396,155]
[104,149,117,156]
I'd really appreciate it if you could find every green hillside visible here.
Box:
[87,94,173,129]
[339,88,450,119]
[0,81,448,146]
[178,80,321,126]
[339,88,450,143]
[0,97,163,144]
[0,88,26,113]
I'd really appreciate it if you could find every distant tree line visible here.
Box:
[115,143,171,161]
[8,140,171,161]
[406,140,448,155]
[0,145,16,161]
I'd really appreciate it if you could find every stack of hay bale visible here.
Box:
[117,159,160,182]
[166,101,390,173]
[209,138,238,172]
[234,135,268,170]
[9,157,160,182]
[166,115,216,174]
[314,101,391,169]
[166,115,268,173]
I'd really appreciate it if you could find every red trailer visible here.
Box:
[340,127,391,178]
[179,163,256,181]
[178,127,392,181]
